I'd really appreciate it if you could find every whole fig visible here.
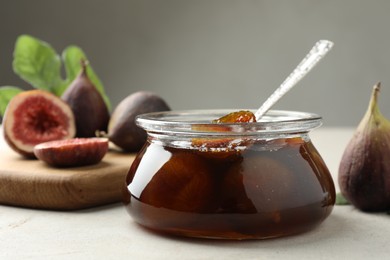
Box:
[338,83,390,211]
[62,60,110,137]
[108,91,170,152]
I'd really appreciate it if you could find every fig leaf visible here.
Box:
[12,35,65,95]
[0,86,23,116]
[335,192,350,205]
[62,45,111,110]
[10,34,110,110]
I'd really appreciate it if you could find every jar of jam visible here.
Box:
[123,110,335,240]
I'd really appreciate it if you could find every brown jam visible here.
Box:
[124,135,335,240]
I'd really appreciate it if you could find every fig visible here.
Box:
[34,138,108,167]
[192,110,256,151]
[212,110,256,123]
[108,91,170,152]
[338,83,390,211]
[62,60,110,137]
[139,149,213,212]
[221,154,295,213]
[2,90,76,158]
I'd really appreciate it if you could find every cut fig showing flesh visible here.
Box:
[3,90,76,158]
[34,138,109,167]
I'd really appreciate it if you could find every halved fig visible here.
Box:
[3,90,76,158]
[34,138,108,167]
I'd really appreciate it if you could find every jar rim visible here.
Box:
[136,109,322,136]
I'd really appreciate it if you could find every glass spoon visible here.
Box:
[254,40,334,121]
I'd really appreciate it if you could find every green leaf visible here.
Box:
[62,45,111,110]
[335,192,350,205]
[0,86,23,116]
[12,35,65,95]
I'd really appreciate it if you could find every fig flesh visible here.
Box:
[338,83,390,211]
[62,61,110,137]
[108,91,170,152]
[212,110,257,123]
[192,110,257,150]
[34,138,108,167]
[3,90,76,158]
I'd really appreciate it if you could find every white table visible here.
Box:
[1,127,389,259]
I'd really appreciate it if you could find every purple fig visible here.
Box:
[108,91,170,152]
[62,61,110,137]
[338,83,390,211]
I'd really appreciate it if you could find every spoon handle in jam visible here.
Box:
[255,40,334,120]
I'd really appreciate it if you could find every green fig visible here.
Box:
[338,83,390,211]
[108,91,170,152]
[62,60,110,137]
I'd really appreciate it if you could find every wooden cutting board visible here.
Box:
[0,136,136,210]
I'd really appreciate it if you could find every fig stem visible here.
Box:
[80,59,89,75]
[358,82,384,133]
[368,82,381,116]
[95,130,108,138]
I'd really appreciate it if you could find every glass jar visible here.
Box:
[123,110,335,240]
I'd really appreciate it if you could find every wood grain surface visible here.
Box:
[0,135,135,210]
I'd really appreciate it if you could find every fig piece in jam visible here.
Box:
[192,110,256,151]
[212,110,256,123]
[124,110,335,239]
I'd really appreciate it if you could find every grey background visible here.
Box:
[1,0,390,126]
